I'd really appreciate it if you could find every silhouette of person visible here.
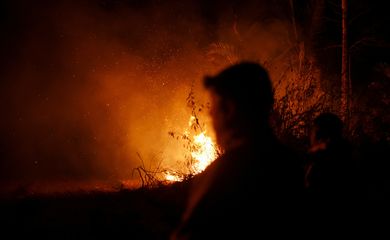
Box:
[171,62,303,240]
[304,113,355,196]
[303,113,360,231]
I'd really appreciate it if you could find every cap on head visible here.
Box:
[204,62,274,115]
[313,113,344,140]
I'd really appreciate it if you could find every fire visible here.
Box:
[164,116,219,182]
[164,171,184,182]
[191,132,217,174]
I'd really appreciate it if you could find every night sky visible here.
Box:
[0,0,389,191]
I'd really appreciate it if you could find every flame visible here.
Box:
[191,132,217,174]
[164,116,218,182]
[165,171,184,182]
[188,115,196,127]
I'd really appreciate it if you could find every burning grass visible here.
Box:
[133,87,220,187]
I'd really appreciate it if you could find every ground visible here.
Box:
[0,182,189,239]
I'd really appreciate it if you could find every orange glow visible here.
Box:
[191,132,217,174]
[164,171,184,182]
[164,116,218,182]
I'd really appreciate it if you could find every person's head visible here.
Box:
[204,62,274,147]
[310,112,344,148]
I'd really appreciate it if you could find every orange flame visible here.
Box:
[165,116,218,182]
[164,171,184,182]
[191,132,217,174]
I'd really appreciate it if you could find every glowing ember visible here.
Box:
[164,116,218,182]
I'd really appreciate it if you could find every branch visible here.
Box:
[348,8,372,25]
[349,37,379,52]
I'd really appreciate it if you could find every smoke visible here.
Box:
[0,0,299,188]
